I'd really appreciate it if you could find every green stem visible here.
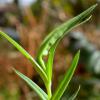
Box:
[45,81,52,100]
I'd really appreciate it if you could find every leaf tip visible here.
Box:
[78,85,81,91]
[12,67,18,74]
[90,3,98,12]
[77,50,80,56]
[93,3,98,8]
[90,3,97,10]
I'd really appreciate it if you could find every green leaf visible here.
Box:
[46,41,59,81]
[51,50,80,100]
[36,4,97,70]
[0,31,48,83]
[68,85,80,100]
[46,15,92,83]
[13,68,48,100]
[45,41,59,98]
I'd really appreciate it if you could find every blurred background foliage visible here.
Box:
[0,0,100,100]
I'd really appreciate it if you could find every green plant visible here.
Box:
[0,4,97,100]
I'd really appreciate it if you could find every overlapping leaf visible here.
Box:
[36,4,97,83]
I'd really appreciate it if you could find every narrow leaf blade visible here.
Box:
[13,68,48,100]
[46,40,59,81]
[0,31,48,83]
[51,50,80,100]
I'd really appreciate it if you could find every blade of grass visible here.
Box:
[36,4,97,71]
[51,50,80,100]
[13,68,48,100]
[0,31,48,83]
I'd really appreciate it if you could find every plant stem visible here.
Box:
[46,82,52,100]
